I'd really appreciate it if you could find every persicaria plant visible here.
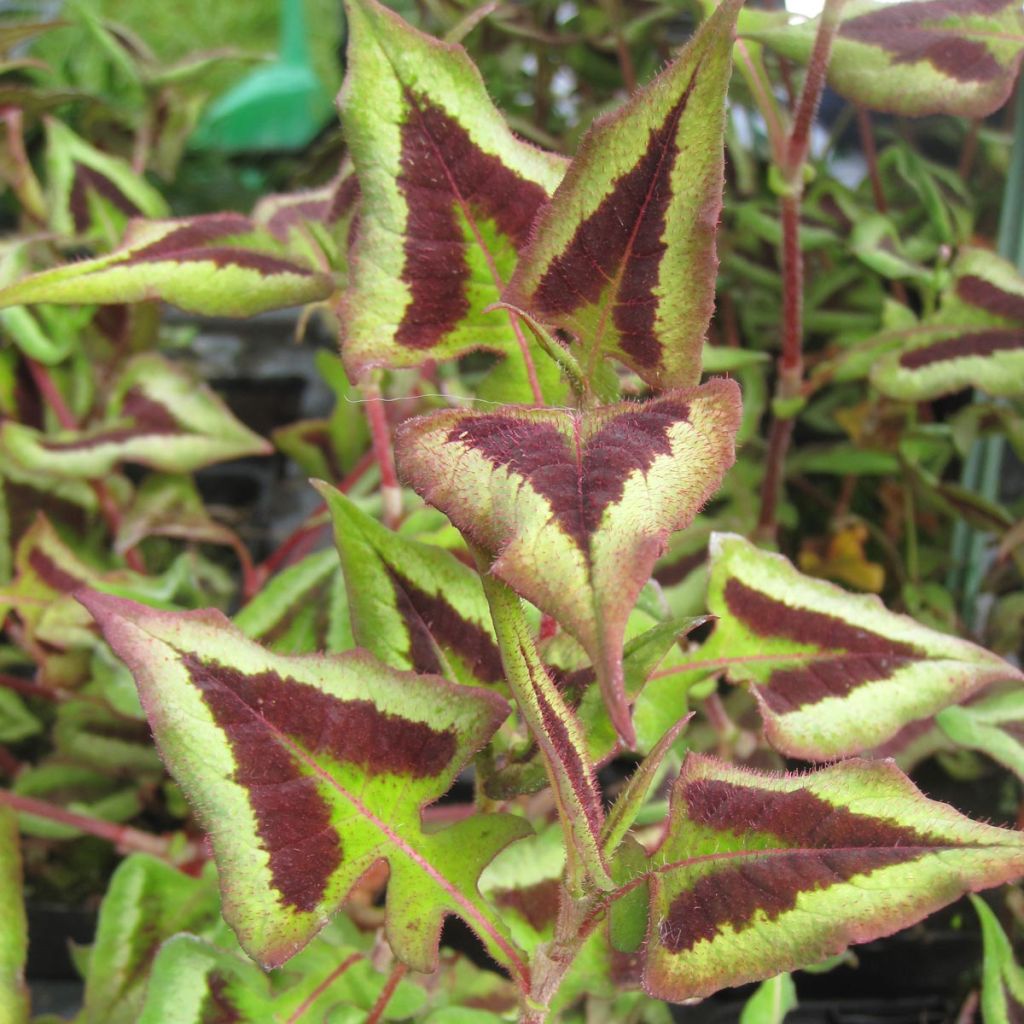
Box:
[2,0,1024,1021]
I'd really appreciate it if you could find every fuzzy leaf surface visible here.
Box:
[643,755,1024,1000]
[972,895,1024,1024]
[317,483,504,689]
[82,593,530,974]
[504,0,740,390]
[0,213,333,317]
[742,0,1024,118]
[396,380,741,743]
[702,534,1021,759]
[1,353,271,477]
[338,0,567,394]
[870,248,1024,400]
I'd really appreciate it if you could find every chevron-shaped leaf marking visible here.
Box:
[0,213,333,317]
[1,353,271,477]
[339,0,567,397]
[700,534,1021,759]
[80,594,530,977]
[396,380,741,744]
[642,755,1024,1000]
[503,0,740,390]
[741,0,1024,118]
[316,483,504,688]
[871,248,1024,399]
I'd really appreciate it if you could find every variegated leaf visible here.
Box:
[44,117,168,247]
[701,534,1022,759]
[0,213,333,317]
[1,353,271,477]
[937,689,1024,782]
[972,895,1024,1024]
[339,0,567,398]
[81,593,531,975]
[871,248,1024,400]
[395,380,741,744]
[643,755,1024,1000]
[0,806,28,1024]
[741,0,1024,118]
[504,0,741,391]
[317,483,504,689]
[235,549,354,655]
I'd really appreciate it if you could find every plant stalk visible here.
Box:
[363,379,403,529]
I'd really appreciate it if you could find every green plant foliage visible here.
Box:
[0,807,28,1024]
[972,895,1024,1023]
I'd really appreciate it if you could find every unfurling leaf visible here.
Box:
[81,593,530,975]
[642,755,1024,1000]
[937,689,1024,783]
[701,534,1021,759]
[742,0,1024,118]
[316,483,505,689]
[0,213,334,317]
[338,0,567,397]
[972,895,1024,1024]
[395,379,741,744]
[871,248,1024,400]
[504,0,741,391]
[1,353,271,477]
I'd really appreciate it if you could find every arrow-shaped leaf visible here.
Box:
[741,0,1024,119]
[395,379,741,744]
[503,0,741,391]
[81,593,530,977]
[1,353,271,477]
[338,0,567,397]
[317,483,505,689]
[643,754,1024,1000]
[0,213,333,317]
[701,533,1022,759]
[871,248,1024,400]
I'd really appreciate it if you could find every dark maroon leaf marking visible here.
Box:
[131,214,253,260]
[840,0,1008,83]
[387,567,505,684]
[493,877,560,931]
[530,75,700,368]
[328,173,361,226]
[202,973,241,1024]
[133,246,312,276]
[38,426,176,453]
[723,578,920,713]
[654,548,706,587]
[898,329,1023,370]
[956,276,1024,321]
[182,653,457,910]
[259,577,334,652]
[69,164,142,233]
[660,778,946,953]
[446,397,690,552]
[28,548,84,592]
[120,387,180,432]
[394,94,548,350]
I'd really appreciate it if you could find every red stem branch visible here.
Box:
[365,963,409,1024]
[285,953,364,1023]
[0,672,63,702]
[363,381,402,530]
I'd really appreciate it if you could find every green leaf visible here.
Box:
[972,895,1024,1024]
[78,855,221,1024]
[234,548,354,655]
[338,0,567,398]
[82,593,531,976]
[740,974,797,1024]
[503,0,741,391]
[0,214,334,317]
[1,353,272,477]
[642,754,1024,1000]
[395,380,741,745]
[741,0,1024,118]
[701,533,1022,759]
[317,483,504,689]
[0,690,41,744]
[0,806,28,1024]
[871,248,1024,400]
[937,690,1024,782]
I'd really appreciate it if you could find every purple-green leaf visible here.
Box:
[503,0,741,391]
[701,533,1022,759]
[81,593,530,976]
[395,380,741,744]
[643,755,1024,1000]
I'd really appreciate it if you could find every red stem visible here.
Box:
[285,953,364,1023]
[365,963,409,1024]
[364,381,402,529]
[0,789,190,860]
